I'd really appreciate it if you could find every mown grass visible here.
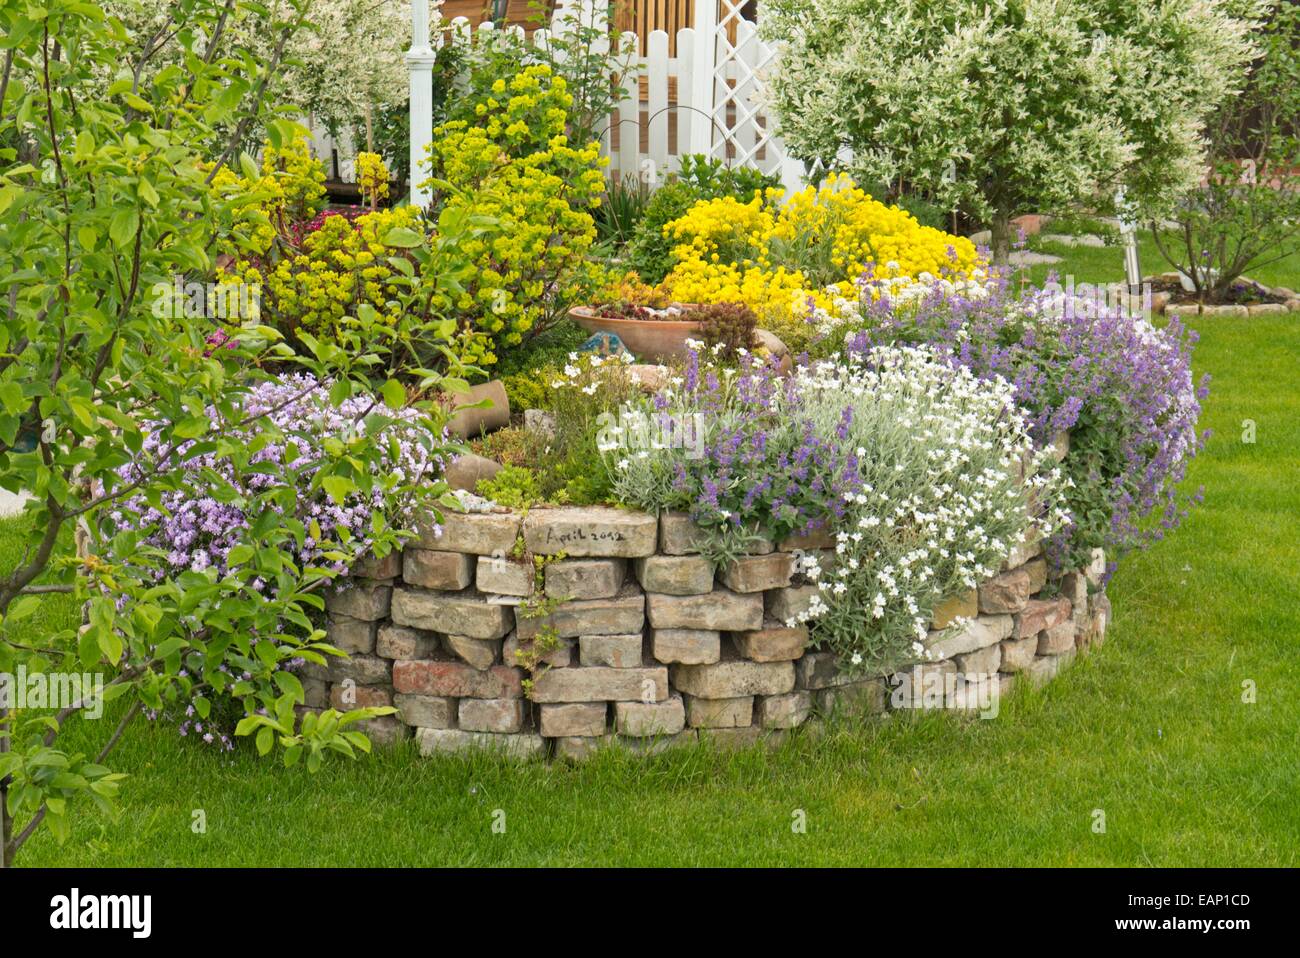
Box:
[6,246,1299,867]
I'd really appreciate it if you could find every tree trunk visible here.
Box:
[990,208,1013,268]
[1,705,10,868]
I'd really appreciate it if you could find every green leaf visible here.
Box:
[322,474,356,504]
[383,227,425,248]
[109,207,139,249]
[0,381,24,415]
[380,379,406,409]
[173,416,209,439]
[255,724,274,756]
[239,152,260,182]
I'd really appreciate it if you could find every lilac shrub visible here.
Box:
[106,375,445,747]
[110,375,443,580]
[842,274,1208,570]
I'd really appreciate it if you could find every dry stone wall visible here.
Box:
[303,506,1112,760]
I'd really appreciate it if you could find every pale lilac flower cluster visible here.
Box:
[110,375,443,581]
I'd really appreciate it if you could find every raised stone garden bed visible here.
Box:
[1143,273,1300,317]
[306,506,1112,761]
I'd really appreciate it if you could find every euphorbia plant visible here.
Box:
[0,0,470,866]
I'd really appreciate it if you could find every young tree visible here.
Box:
[762,0,1268,264]
[0,0,467,866]
[1151,4,1300,302]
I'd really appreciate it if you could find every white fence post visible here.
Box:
[689,0,717,162]
[407,1,437,208]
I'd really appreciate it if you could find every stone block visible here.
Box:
[956,643,1001,676]
[657,511,704,555]
[327,615,377,655]
[731,622,808,662]
[403,549,474,591]
[979,557,1048,614]
[539,702,608,738]
[999,636,1038,673]
[683,694,753,728]
[615,694,686,737]
[646,587,763,631]
[1014,597,1072,638]
[931,589,977,628]
[391,588,513,640]
[544,558,626,600]
[514,585,645,640]
[795,651,853,690]
[650,628,720,665]
[476,556,534,597]
[503,632,573,669]
[765,584,821,624]
[923,614,1013,659]
[375,625,440,660]
[443,634,499,670]
[458,697,526,734]
[353,716,410,747]
[719,553,793,593]
[320,654,391,686]
[578,632,644,668]
[328,684,392,710]
[352,550,401,581]
[419,510,520,556]
[756,691,812,729]
[813,679,886,716]
[414,727,544,759]
[392,660,523,699]
[672,658,795,698]
[778,525,836,551]
[1037,620,1076,655]
[393,693,457,729]
[633,555,715,595]
[529,666,668,703]
[523,507,657,557]
[324,583,391,621]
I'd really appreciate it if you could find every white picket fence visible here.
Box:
[297,0,802,204]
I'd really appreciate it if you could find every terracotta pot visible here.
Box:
[569,306,703,362]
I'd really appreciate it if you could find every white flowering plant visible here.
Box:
[785,347,1066,673]
[762,0,1268,262]
[603,341,1065,671]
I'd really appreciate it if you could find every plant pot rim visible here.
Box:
[569,304,705,329]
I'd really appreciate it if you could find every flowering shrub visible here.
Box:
[626,154,783,284]
[842,276,1208,569]
[109,375,444,580]
[104,375,446,747]
[656,175,983,350]
[603,342,1057,671]
[210,134,328,258]
[355,151,391,210]
[220,205,424,339]
[787,347,1061,670]
[422,64,610,367]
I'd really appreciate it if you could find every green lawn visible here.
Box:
[7,243,1300,866]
